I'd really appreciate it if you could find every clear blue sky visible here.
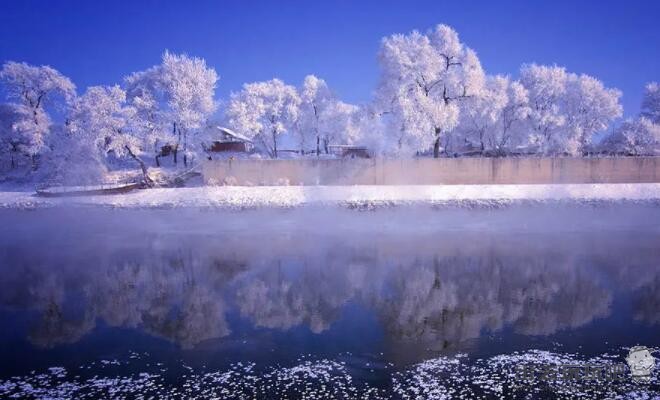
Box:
[0,0,658,118]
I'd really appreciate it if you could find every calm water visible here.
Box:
[0,206,659,398]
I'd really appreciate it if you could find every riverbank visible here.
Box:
[0,183,659,210]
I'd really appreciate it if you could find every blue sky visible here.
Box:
[0,0,658,118]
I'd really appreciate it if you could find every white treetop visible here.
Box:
[69,85,152,183]
[0,103,24,168]
[226,79,301,158]
[0,62,75,159]
[520,64,622,155]
[124,51,218,164]
[640,82,660,124]
[376,24,485,157]
[296,75,337,154]
[519,64,570,154]
[344,105,389,153]
[603,117,659,156]
[321,100,360,148]
[564,73,622,152]
[603,82,659,156]
[456,75,531,155]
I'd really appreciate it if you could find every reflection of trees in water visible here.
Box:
[0,239,246,349]
[0,232,658,349]
[30,299,96,348]
[374,254,612,348]
[89,260,232,349]
[632,276,660,325]
[235,259,369,333]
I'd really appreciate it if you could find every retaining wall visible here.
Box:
[202,157,660,185]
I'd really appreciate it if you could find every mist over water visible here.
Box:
[0,206,659,397]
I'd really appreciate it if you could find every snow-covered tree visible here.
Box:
[296,75,335,155]
[495,79,532,154]
[124,51,218,165]
[602,117,659,156]
[520,64,621,155]
[294,75,365,155]
[345,105,390,154]
[226,79,300,158]
[564,74,622,153]
[0,62,75,169]
[320,101,360,150]
[375,24,485,157]
[69,85,152,184]
[0,103,25,169]
[519,64,569,154]
[456,75,531,155]
[601,82,659,156]
[640,82,660,124]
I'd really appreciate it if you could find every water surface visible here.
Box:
[0,206,659,398]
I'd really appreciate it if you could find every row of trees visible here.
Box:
[372,25,656,157]
[1,24,658,184]
[0,52,218,183]
[226,25,657,159]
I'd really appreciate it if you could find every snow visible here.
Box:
[0,183,658,209]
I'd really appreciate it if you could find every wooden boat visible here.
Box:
[35,182,143,197]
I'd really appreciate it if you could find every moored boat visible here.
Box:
[35,182,143,197]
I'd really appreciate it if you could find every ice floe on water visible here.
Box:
[394,349,660,399]
[1,349,658,399]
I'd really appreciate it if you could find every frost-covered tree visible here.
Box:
[376,24,485,157]
[69,85,152,184]
[320,101,360,151]
[343,105,394,155]
[520,64,621,155]
[601,82,659,156]
[0,62,75,169]
[296,75,335,155]
[495,79,532,154]
[456,75,531,155]
[0,103,24,169]
[519,64,569,154]
[295,75,364,155]
[640,82,660,124]
[564,74,622,153]
[602,117,659,156]
[124,51,218,166]
[226,79,300,158]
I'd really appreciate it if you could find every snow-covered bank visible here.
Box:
[0,183,659,210]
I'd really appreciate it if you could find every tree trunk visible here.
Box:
[272,130,278,158]
[433,138,441,158]
[316,136,320,156]
[172,122,178,165]
[125,146,153,187]
[433,127,442,158]
[183,130,188,167]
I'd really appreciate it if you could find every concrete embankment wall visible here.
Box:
[202,157,660,185]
